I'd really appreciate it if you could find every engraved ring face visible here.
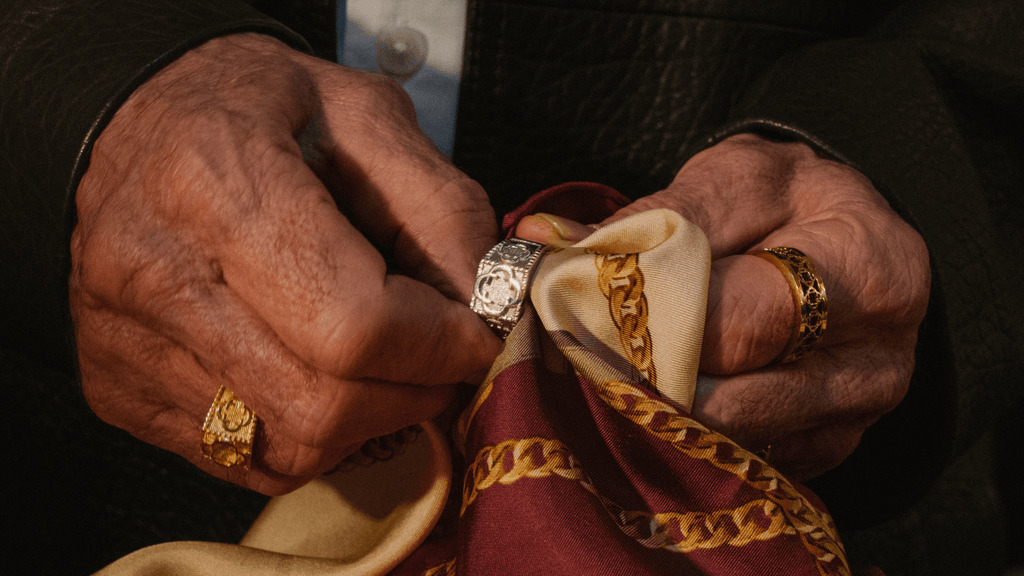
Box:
[498,242,532,264]
[470,238,547,338]
[216,398,253,432]
[473,264,523,315]
[201,386,257,469]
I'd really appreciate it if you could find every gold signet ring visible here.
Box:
[200,385,257,469]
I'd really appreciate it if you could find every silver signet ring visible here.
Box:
[469,238,547,339]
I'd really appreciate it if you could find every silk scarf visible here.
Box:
[95,183,850,576]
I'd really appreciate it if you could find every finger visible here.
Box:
[703,199,926,375]
[592,136,802,374]
[299,70,498,302]
[701,255,796,374]
[601,134,804,258]
[691,343,912,478]
[614,135,925,374]
[390,176,499,303]
[765,423,866,481]
[75,295,457,494]
[99,246,462,447]
[217,166,500,384]
[513,208,810,375]
[74,305,318,493]
[707,231,839,376]
[161,280,460,446]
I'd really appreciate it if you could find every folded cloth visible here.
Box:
[95,184,849,576]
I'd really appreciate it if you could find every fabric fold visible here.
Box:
[530,208,710,409]
[95,185,849,576]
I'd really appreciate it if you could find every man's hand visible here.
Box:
[71,34,501,495]
[518,134,930,480]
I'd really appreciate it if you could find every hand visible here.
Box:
[70,34,502,495]
[517,134,930,480]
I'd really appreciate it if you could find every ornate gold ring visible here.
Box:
[201,385,256,469]
[755,247,828,363]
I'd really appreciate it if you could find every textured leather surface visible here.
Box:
[0,0,309,371]
[247,0,335,61]
[453,0,885,218]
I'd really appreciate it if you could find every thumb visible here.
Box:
[513,213,596,246]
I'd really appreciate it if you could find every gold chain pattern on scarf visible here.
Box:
[595,253,657,389]
[460,436,809,555]
[422,559,456,576]
[451,248,846,573]
[454,378,494,456]
[578,474,801,553]
[642,500,796,552]
[461,437,584,515]
[591,379,849,576]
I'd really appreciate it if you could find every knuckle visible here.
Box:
[78,366,115,423]
[254,475,308,497]
[324,304,386,377]
[716,134,787,175]
[859,225,931,328]
[276,374,352,448]
[353,75,416,122]
[775,426,864,481]
[846,350,914,417]
[267,446,324,484]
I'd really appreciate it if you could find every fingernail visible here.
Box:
[535,213,592,242]
[515,213,594,248]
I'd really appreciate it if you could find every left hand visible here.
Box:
[516,134,930,480]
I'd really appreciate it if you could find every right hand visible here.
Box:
[70,33,502,495]
[515,135,929,481]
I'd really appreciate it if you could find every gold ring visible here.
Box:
[201,385,257,469]
[755,247,827,363]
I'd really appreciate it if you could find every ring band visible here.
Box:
[201,385,257,469]
[470,238,548,338]
[755,247,828,363]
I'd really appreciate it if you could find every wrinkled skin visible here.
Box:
[517,134,931,480]
[71,34,502,495]
[74,30,929,492]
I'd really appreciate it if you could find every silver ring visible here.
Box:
[470,238,547,338]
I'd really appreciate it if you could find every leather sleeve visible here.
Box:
[718,0,1024,527]
[0,0,311,371]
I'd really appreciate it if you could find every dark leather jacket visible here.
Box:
[3,0,1022,570]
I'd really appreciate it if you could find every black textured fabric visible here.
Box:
[246,0,336,61]
[6,350,270,576]
[453,0,889,218]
